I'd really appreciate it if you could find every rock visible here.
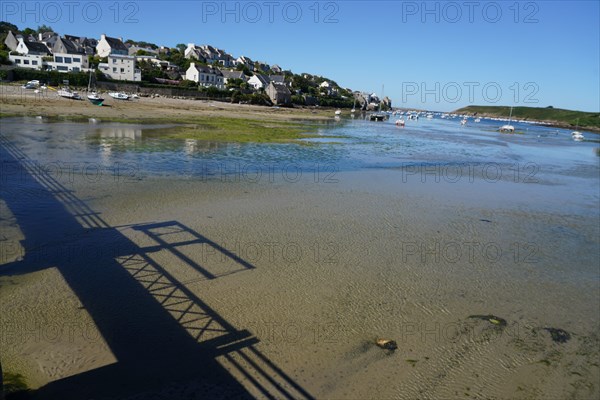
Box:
[376,338,398,351]
[544,328,571,343]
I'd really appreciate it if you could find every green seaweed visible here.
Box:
[468,314,507,328]
[2,371,31,398]
[544,327,571,344]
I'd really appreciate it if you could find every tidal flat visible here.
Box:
[1,116,598,399]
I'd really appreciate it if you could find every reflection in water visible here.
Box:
[96,126,143,139]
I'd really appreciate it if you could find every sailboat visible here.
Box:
[369,85,388,121]
[351,98,356,113]
[571,118,584,141]
[499,106,515,133]
[86,69,104,106]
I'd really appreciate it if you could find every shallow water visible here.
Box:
[1,116,599,399]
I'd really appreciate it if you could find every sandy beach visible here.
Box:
[0,83,332,123]
[1,106,599,399]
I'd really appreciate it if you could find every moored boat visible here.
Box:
[58,87,81,100]
[109,92,129,100]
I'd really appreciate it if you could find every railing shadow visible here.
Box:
[0,135,314,400]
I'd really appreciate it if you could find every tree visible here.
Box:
[37,24,54,33]
[22,27,35,36]
[176,43,186,53]
[0,21,19,34]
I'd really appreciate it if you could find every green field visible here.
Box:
[454,106,600,131]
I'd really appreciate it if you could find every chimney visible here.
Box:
[38,32,43,41]
[119,37,123,43]
[101,34,106,41]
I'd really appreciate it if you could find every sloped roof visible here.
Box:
[252,74,270,86]
[269,75,285,83]
[269,82,291,94]
[105,36,128,51]
[221,70,245,80]
[55,37,84,54]
[24,41,50,54]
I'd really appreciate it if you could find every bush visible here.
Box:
[11,68,90,86]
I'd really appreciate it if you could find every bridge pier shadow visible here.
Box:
[0,135,314,400]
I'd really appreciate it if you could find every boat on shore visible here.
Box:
[86,69,104,106]
[109,92,129,100]
[58,87,81,100]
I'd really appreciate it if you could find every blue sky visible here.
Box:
[2,1,599,111]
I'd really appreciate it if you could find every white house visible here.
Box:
[99,55,141,81]
[185,62,224,88]
[248,74,270,90]
[319,81,331,88]
[46,36,90,73]
[8,54,44,70]
[46,52,90,73]
[96,34,128,57]
[235,56,254,71]
[14,38,51,55]
[184,43,204,60]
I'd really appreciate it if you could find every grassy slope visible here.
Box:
[454,106,600,130]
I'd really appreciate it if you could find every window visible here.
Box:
[113,58,117,63]
[15,59,21,64]
[64,58,72,64]
[120,68,124,73]
[57,66,67,71]
[32,60,38,65]
[113,67,117,72]
[73,58,80,62]
[55,56,63,63]
[72,67,79,72]
[24,59,29,64]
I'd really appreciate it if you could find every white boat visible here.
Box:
[460,118,468,126]
[426,113,433,119]
[571,119,584,141]
[58,87,81,100]
[474,118,481,123]
[571,131,584,141]
[395,119,405,126]
[335,109,342,116]
[109,92,129,100]
[351,98,356,113]
[499,106,515,133]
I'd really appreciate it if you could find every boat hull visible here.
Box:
[87,97,104,106]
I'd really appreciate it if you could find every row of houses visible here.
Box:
[184,62,291,104]
[183,43,281,73]
[4,30,294,103]
[5,31,142,81]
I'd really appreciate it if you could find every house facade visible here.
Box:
[4,31,19,51]
[96,34,128,57]
[8,54,45,70]
[235,56,254,71]
[15,38,51,55]
[221,70,247,84]
[47,36,90,72]
[99,55,141,81]
[185,63,224,88]
[46,52,89,73]
[248,74,270,90]
[266,82,291,105]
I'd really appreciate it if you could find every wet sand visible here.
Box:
[1,163,598,399]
